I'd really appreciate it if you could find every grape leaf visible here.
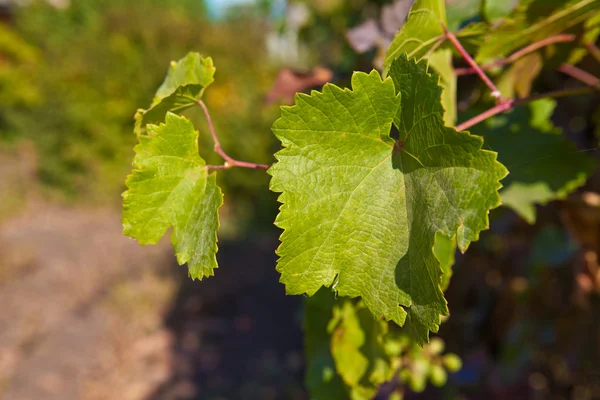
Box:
[134,52,215,135]
[446,0,481,31]
[305,290,393,400]
[427,48,456,125]
[330,300,393,394]
[381,0,465,126]
[434,233,456,291]
[483,0,518,22]
[382,0,446,72]
[270,56,507,343]
[469,99,594,223]
[123,113,223,279]
[475,0,600,63]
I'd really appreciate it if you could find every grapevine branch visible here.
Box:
[455,34,577,76]
[455,87,596,131]
[444,24,600,132]
[443,27,502,100]
[197,99,270,171]
[586,41,600,64]
[558,64,600,88]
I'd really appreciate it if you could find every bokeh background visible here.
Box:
[0,0,600,399]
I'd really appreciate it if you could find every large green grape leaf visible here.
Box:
[134,52,215,135]
[305,290,393,400]
[469,99,594,223]
[476,0,600,62]
[270,56,507,343]
[123,113,223,279]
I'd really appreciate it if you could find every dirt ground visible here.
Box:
[0,200,305,400]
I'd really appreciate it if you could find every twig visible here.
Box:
[455,34,577,76]
[585,41,600,64]
[443,27,502,101]
[455,101,513,132]
[455,87,596,131]
[197,99,270,171]
[558,64,600,89]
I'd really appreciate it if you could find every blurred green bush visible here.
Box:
[0,0,279,217]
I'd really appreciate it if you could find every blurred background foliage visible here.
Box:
[1,0,600,399]
[0,0,281,231]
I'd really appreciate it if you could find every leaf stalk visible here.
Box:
[198,99,270,171]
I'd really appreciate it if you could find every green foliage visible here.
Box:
[470,99,594,223]
[475,0,600,62]
[119,1,599,398]
[270,55,506,344]
[123,113,222,279]
[304,290,463,399]
[0,0,277,203]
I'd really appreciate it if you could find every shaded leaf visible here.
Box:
[434,232,457,291]
[304,290,349,400]
[470,99,594,223]
[123,113,223,279]
[305,290,394,400]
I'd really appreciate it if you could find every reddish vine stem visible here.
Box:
[197,99,270,171]
[557,64,600,89]
[586,41,600,64]
[455,87,596,131]
[455,34,577,76]
[443,27,502,100]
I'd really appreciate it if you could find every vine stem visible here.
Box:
[197,99,270,171]
[455,34,577,76]
[586,41,600,64]
[558,64,600,88]
[455,87,596,131]
[443,27,502,100]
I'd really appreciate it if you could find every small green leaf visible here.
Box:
[470,99,594,223]
[271,56,507,344]
[383,0,447,74]
[134,52,215,135]
[123,113,223,279]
